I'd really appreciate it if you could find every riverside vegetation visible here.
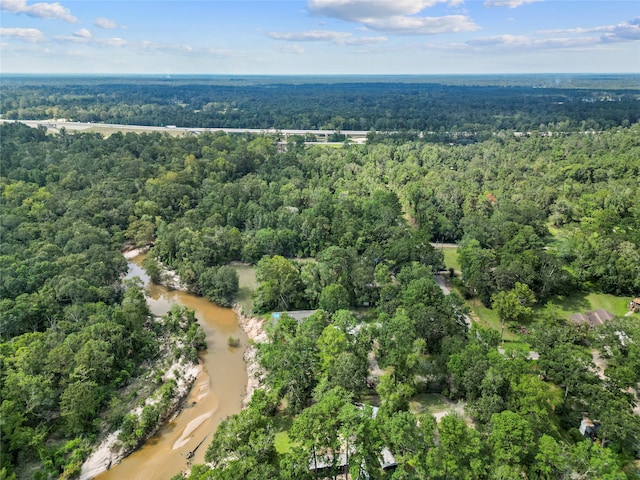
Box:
[1,75,639,479]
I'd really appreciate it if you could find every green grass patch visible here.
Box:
[468,302,521,341]
[409,393,451,413]
[352,307,378,323]
[272,414,295,454]
[409,393,453,415]
[274,431,293,454]
[441,246,460,272]
[409,394,468,421]
[500,341,531,352]
[446,279,523,341]
[542,291,635,319]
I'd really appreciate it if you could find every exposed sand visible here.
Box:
[590,349,607,381]
[235,306,268,407]
[173,413,214,450]
[79,432,121,480]
[432,401,468,423]
[79,348,201,479]
[122,247,147,259]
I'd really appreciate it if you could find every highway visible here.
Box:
[0,119,371,140]
[0,119,605,141]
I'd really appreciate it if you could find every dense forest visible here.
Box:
[1,75,639,133]
[1,77,639,479]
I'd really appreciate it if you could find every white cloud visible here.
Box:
[364,15,479,35]
[540,17,640,43]
[269,29,352,42]
[276,44,305,54]
[0,26,44,42]
[465,17,640,53]
[601,17,640,42]
[468,34,596,49]
[206,48,236,57]
[73,28,91,39]
[135,40,227,56]
[347,35,388,45]
[101,37,126,47]
[308,0,451,21]
[94,17,120,29]
[54,33,127,47]
[307,0,478,35]
[484,0,541,8]
[268,29,387,45]
[0,0,77,22]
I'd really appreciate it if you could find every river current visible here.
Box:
[95,255,248,480]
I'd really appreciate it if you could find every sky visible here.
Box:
[0,0,639,74]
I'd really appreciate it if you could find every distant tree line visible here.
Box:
[2,77,639,133]
[1,110,639,477]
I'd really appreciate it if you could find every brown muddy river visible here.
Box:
[96,255,248,480]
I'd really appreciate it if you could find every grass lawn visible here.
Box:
[465,289,637,346]
[543,291,636,319]
[230,263,258,314]
[409,393,469,423]
[272,414,295,454]
[441,246,460,272]
[274,431,293,454]
[409,393,453,414]
[467,301,521,342]
[442,277,523,341]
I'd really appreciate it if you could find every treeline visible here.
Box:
[0,123,208,478]
[3,121,637,326]
[1,120,639,478]
[2,76,639,132]
[177,309,639,479]
[146,125,640,306]
[2,121,638,316]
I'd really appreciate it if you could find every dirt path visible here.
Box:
[590,349,607,381]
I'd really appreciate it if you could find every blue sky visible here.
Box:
[1,0,638,74]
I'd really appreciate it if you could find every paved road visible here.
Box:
[430,242,459,249]
[0,119,371,139]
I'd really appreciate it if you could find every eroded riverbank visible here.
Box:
[81,254,248,480]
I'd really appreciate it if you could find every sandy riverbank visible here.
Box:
[83,251,267,478]
[81,249,199,479]
[124,247,266,408]
[234,306,268,407]
[123,247,187,291]
[80,361,201,480]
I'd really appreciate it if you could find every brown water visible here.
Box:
[96,255,248,480]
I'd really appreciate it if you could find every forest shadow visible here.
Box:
[546,292,592,316]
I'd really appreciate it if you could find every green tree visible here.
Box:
[60,379,103,435]
[458,239,496,305]
[253,255,301,312]
[204,405,278,478]
[491,282,535,340]
[488,410,535,469]
[289,387,350,478]
[318,283,350,313]
[426,414,486,479]
[198,265,239,307]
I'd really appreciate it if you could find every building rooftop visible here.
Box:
[570,309,615,327]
